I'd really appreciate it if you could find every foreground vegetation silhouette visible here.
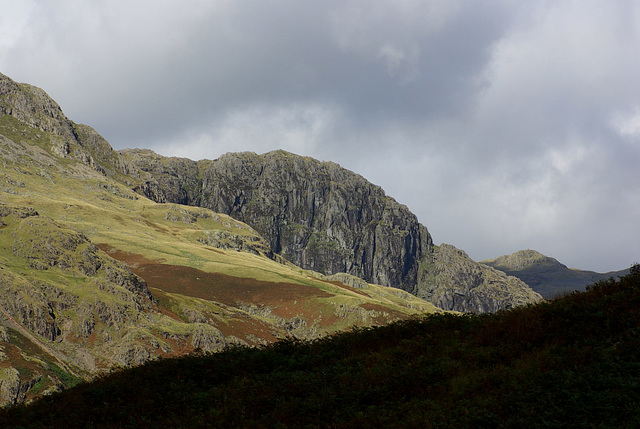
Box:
[1,266,639,428]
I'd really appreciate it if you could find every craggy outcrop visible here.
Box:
[0,73,76,143]
[10,215,153,303]
[120,149,433,293]
[0,72,119,175]
[120,149,544,313]
[418,244,543,313]
[118,149,203,205]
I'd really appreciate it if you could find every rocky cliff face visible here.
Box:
[418,245,543,313]
[118,149,203,205]
[120,149,433,293]
[0,73,76,144]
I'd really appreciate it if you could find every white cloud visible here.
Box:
[0,0,34,56]
[611,107,640,140]
[159,102,341,161]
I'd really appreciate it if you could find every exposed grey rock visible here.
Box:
[0,203,38,219]
[74,123,120,175]
[119,149,202,205]
[0,73,77,144]
[417,244,544,313]
[120,149,433,294]
[0,367,44,406]
[0,273,61,340]
[0,72,118,175]
[0,367,21,405]
[190,324,227,353]
[324,273,370,289]
[197,229,275,257]
[113,341,151,367]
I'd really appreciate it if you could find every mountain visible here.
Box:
[482,250,630,299]
[1,71,541,405]
[2,268,638,427]
[0,72,440,405]
[118,148,542,313]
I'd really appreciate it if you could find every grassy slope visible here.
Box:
[1,268,639,428]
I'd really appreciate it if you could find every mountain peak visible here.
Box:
[1,72,121,176]
[0,73,74,141]
[483,249,566,271]
[482,250,629,299]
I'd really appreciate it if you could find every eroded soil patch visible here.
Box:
[98,245,333,307]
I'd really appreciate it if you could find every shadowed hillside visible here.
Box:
[2,267,639,428]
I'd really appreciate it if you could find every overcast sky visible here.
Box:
[2,1,639,272]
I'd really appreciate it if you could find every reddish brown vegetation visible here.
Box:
[99,245,331,306]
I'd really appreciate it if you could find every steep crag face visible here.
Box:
[200,151,434,291]
[120,149,433,293]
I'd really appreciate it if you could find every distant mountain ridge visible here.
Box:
[482,249,629,298]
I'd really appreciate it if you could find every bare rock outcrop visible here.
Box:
[10,215,153,303]
[120,149,433,294]
[418,244,544,313]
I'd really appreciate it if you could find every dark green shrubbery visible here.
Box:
[2,266,640,428]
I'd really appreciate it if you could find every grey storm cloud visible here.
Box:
[1,0,639,272]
